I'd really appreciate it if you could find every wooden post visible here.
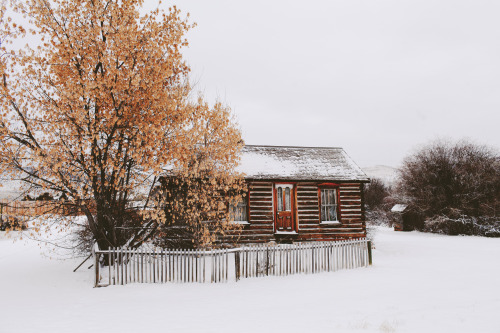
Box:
[265,246,269,276]
[367,241,373,266]
[94,250,99,288]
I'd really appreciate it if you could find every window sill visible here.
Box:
[231,221,250,225]
[320,221,341,226]
[274,231,297,235]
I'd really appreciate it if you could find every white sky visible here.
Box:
[9,1,500,167]
[147,0,500,167]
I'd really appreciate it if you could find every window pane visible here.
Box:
[320,189,338,222]
[328,205,337,221]
[230,196,247,221]
[285,187,291,211]
[277,187,283,211]
[230,201,245,221]
[237,202,247,221]
[234,206,239,220]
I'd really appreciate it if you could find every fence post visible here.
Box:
[93,244,100,288]
[266,246,269,276]
[235,250,240,281]
[367,241,372,265]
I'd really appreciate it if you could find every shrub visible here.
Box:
[424,215,500,237]
[366,208,392,226]
[0,216,26,231]
[397,140,500,218]
[365,178,391,210]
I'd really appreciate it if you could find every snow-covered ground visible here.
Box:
[1,227,499,333]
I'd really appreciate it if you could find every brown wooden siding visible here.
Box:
[228,180,366,244]
[229,181,275,243]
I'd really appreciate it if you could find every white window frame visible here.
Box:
[319,188,340,225]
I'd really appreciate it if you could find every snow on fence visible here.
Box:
[93,238,371,287]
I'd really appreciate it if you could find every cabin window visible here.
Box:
[230,196,248,224]
[320,188,339,223]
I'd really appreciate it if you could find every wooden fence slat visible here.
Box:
[120,248,123,285]
[113,247,117,285]
[108,249,112,285]
[124,248,127,285]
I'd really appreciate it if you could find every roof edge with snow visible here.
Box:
[237,145,370,182]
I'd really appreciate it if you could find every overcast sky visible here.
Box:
[143,0,500,167]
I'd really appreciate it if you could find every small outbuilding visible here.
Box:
[391,204,424,231]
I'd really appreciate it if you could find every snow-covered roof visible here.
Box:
[391,204,408,213]
[237,145,369,182]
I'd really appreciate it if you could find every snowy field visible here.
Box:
[1,227,499,333]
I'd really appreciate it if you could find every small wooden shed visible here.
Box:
[391,204,424,231]
[225,145,370,243]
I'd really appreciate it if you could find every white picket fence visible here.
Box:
[93,238,372,287]
[237,239,370,279]
[93,248,233,286]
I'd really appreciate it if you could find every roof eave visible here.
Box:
[244,176,370,183]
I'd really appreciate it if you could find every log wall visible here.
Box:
[230,180,366,244]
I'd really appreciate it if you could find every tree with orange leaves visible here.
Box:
[0,0,244,251]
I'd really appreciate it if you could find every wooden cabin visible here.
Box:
[227,145,370,243]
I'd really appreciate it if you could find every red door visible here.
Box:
[274,184,295,232]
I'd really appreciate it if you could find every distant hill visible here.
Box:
[362,165,399,187]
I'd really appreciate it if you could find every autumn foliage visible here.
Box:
[0,0,244,250]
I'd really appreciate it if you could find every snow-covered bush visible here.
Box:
[364,178,395,244]
[366,209,392,227]
[366,224,377,244]
[365,177,394,228]
[365,207,392,244]
[424,215,500,237]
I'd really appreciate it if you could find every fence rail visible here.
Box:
[0,199,85,219]
[94,238,371,287]
[0,199,53,218]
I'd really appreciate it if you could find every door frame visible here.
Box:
[273,182,298,233]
